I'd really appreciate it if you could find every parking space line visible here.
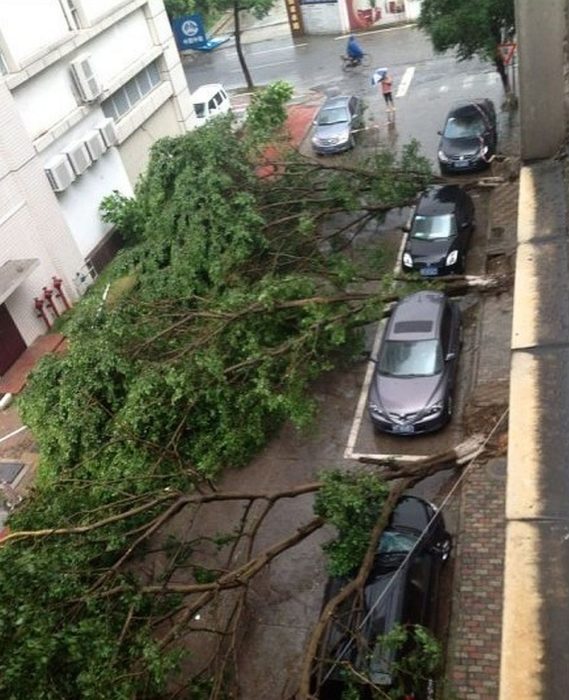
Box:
[231,59,295,73]
[343,232,429,462]
[0,425,28,444]
[248,44,307,56]
[396,66,415,98]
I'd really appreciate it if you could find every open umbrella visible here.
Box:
[371,67,388,86]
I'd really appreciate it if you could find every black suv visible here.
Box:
[402,185,475,276]
[312,496,451,699]
[437,99,497,174]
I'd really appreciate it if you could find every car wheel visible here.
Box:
[349,135,355,150]
[458,252,466,274]
[439,164,449,176]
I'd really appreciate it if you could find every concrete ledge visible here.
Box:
[503,160,569,699]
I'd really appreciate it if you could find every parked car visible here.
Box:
[191,83,231,126]
[311,95,364,155]
[402,185,475,276]
[437,99,497,174]
[313,495,451,700]
[368,291,461,435]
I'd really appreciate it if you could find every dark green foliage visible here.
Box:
[315,470,389,576]
[1,86,432,698]
[419,0,515,60]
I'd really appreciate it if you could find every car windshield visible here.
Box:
[444,115,485,139]
[318,107,349,126]
[193,102,206,118]
[378,529,418,555]
[411,214,456,240]
[379,339,442,377]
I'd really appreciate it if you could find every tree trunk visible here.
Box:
[494,48,510,93]
[234,0,254,90]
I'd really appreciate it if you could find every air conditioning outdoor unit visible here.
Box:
[83,129,106,161]
[70,54,101,102]
[97,118,118,148]
[44,154,76,192]
[63,141,92,176]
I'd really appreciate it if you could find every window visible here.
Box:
[379,339,443,378]
[102,62,161,121]
[59,0,81,30]
[411,214,457,241]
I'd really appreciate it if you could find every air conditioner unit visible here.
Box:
[98,118,118,148]
[84,130,106,161]
[63,141,91,176]
[44,154,76,192]
[70,54,101,102]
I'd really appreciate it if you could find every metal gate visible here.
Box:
[0,304,26,375]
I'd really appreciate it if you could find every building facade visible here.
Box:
[299,0,422,36]
[0,0,195,376]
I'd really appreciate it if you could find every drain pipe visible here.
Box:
[34,297,51,330]
[52,276,71,310]
[43,286,60,317]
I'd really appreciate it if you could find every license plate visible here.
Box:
[454,160,470,168]
[393,423,415,434]
[420,267,438,277]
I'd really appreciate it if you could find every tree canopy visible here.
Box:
[0,86,435,698]
[418,0,515,89]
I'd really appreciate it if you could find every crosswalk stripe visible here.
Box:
[396,66,415,97]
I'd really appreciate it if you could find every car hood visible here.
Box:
[406,237,455,264]
[440,135,481,157]
[369,372,445,421]
[314,123,349,139]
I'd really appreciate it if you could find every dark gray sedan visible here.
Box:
[368,291,461,435]
[311,95,364,155]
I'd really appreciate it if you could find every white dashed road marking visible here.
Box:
[396,66,415,98]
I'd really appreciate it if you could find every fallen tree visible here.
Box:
[0,83,502,699]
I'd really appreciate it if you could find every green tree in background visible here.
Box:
[165,0,277,90]
[418,0,515,92]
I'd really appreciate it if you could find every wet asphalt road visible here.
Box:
[183,25,515,167]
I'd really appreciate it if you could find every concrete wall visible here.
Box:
[300,2,343,34]
[0,0,69,65]
[515,0,566,159]
[118,97,179,183]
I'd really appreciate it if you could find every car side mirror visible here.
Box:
[437,130,442,136]
[401,223,411,233]
[312,120,318,126]
[461,221,470,229]
[445,351,456,362]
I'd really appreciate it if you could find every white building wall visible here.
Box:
[300,3,343,34]
[0,0,196,355]
[118,97,179,182]
[0,0,69,65]
[80,0,127,25]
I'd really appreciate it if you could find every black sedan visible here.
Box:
[312,495,451,700]
[437,99,497,174]
[368,291,461,435]
[402,185,475,276]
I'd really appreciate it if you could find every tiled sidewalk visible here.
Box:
[448,179,518,699]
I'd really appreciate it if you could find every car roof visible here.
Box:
[321,95,352,109]
[447,99,492,120]
[386,291,446,341]
[191,83,225,102]
[415,185,463,216]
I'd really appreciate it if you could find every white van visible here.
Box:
[191,84,231,126]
